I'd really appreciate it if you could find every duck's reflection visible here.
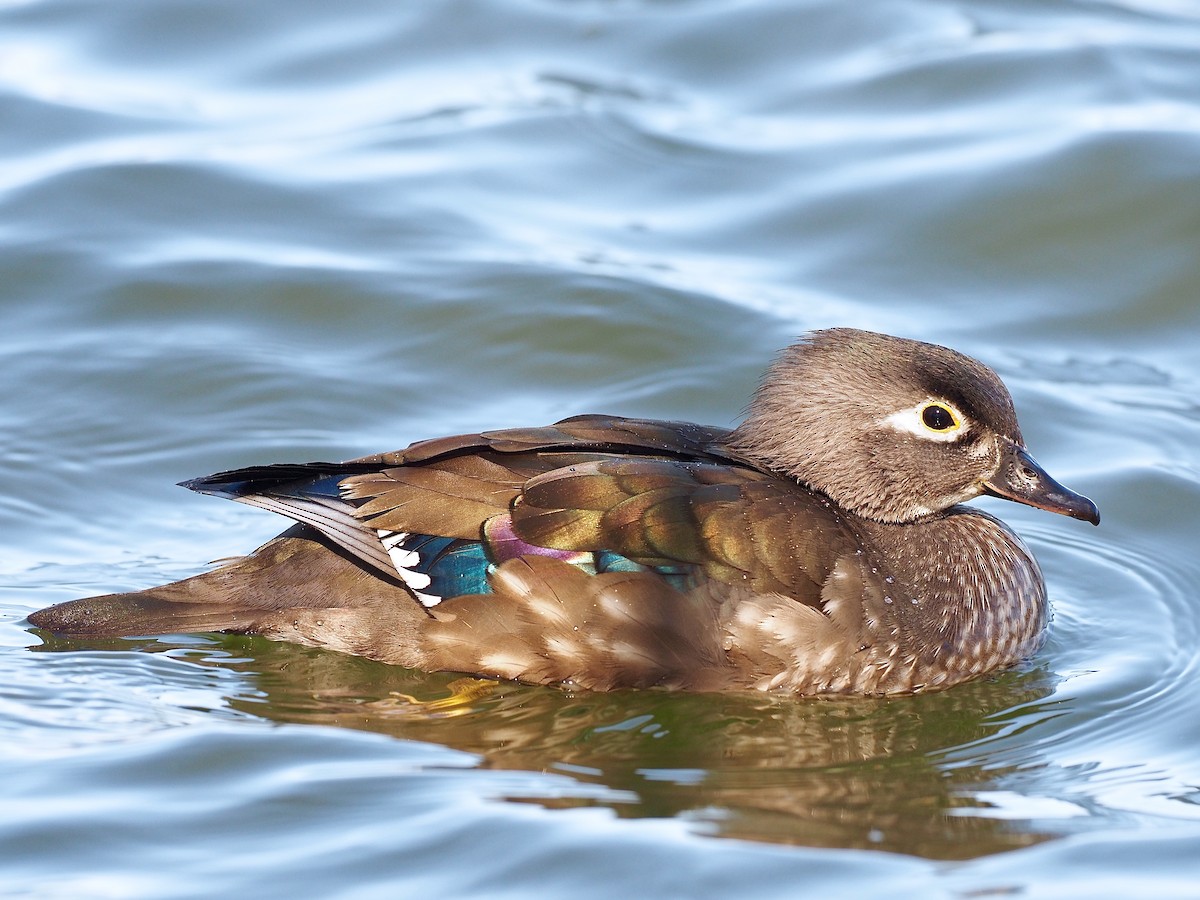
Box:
[225,635,1062,857]
[32,629,1062,858]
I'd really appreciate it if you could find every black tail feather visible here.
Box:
[179,462,379,499]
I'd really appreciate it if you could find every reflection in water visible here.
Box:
[6,0,1200,891]
[35,631,1061,858]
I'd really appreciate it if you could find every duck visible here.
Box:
[29,328,1099,695]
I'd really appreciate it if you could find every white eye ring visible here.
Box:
[880,400,969,442]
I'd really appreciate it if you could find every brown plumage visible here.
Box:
[29,329,1099,695]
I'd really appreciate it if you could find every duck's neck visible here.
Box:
[853,508,1048,688]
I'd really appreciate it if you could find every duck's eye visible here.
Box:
[880,400,967,441]
[921,403,958,431]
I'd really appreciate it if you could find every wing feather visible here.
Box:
[174,417,823,605]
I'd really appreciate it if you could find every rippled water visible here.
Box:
[4,1,1200,896]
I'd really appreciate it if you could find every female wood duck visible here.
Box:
[30,329,1099,695]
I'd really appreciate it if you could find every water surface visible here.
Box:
[3,1,1200,896]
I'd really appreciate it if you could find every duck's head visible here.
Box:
[730,328,1100,526]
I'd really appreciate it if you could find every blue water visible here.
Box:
[3,1,1200,896]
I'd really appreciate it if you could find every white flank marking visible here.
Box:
[378,530,443,606]
[414,590,442,607]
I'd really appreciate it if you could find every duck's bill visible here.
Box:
[983,443,1100,525]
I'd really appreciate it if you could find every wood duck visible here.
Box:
[29,329,1099,695]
